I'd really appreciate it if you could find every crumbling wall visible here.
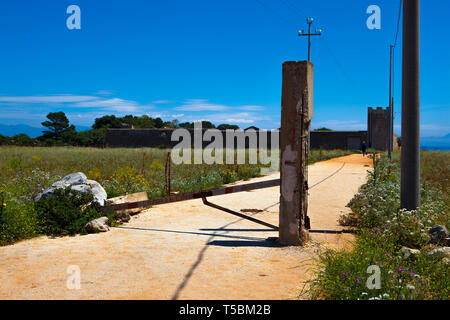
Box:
[368,107,391,151]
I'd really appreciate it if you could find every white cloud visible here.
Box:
[152,100,172,104]
[182,111,269,125]
[0,95,98,103]
[95,90,114,96]
[73,98,153,113]
[312,120,366,131]
[0,95,272,128]
[0,94,154,114]
[239,105,265,111]
[395,123,450,137]
[173,99,267,115]
[174,99,230,111]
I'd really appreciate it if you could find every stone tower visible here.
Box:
[367,107,391,151]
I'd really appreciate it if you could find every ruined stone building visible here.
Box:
[105,107,397,151]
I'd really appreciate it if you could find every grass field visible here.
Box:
[309,150,450,300]
[0,146,354,246]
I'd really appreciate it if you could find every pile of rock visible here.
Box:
[401,224,450,265]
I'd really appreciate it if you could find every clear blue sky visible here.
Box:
[0,0,448,137]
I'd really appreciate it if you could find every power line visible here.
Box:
[279,0,305,19]
[392,0,403,93]
[389,0,403,157]
[252,0,298,28]
[393,0,403,48]
[252,0,354,88]
[321,36,355,86]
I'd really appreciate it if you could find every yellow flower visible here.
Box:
[2,203,6,207]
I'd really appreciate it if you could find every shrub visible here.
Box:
[309,229,449,300]
[0,189,40,245]
[34,187,114,236]
[102,166,151,198]
[220,169,237,184]
[310,151,450,300]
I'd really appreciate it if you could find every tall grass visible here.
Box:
[309,151,450,300]
[0,146,353,246]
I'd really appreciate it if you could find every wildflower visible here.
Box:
[2,202,6,207]
[388,271,394,274]
[382,293,390,299]
[412,273,420,278]
[355,278,360,283]
[398,268,404,272]
[342,273,348,278]
[406,285,415,290]
[361,292,368,296]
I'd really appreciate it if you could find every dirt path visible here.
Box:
[0,154,372,300]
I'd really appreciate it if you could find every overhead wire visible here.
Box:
[391,0,403,118]
[252,0,354,86]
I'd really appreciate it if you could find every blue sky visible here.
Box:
[0,0,448,137]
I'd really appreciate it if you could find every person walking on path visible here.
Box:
[361,141,368,157]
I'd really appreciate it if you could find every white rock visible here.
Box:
[84,217,110,232]
[35,172,107,206]
[58,172,87,186]
[401,247,420,260]
[86,180,107,206]
[426,247,450,259]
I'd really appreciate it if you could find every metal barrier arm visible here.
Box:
[201,197,279,231]
[103,178,280,212]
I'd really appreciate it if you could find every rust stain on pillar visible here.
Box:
[279,61,313,246]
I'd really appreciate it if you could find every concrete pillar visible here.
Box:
[279,61,313,246]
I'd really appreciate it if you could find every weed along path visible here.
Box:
[0,154,373,300]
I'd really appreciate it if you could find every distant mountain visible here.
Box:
[0,124,44,137]
[0,123,91,138]
[421,134,450,151]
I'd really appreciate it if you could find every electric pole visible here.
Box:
[401,0,420,211]
[388,45,393,159]
[298,18,322,62]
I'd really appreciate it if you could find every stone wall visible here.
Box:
[106,128,370,151]
[105,128,278,149]
[310,131,368,150]
[105,108,392,151]
[368,107,391,151]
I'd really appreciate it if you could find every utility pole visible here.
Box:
[298,18,322,62]
[401,0,420,211]
[388,45,393,159]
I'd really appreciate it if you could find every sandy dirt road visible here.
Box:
[0,154,372,300]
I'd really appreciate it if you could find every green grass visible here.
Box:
[308,151,450,300]
[0,146,353,246]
